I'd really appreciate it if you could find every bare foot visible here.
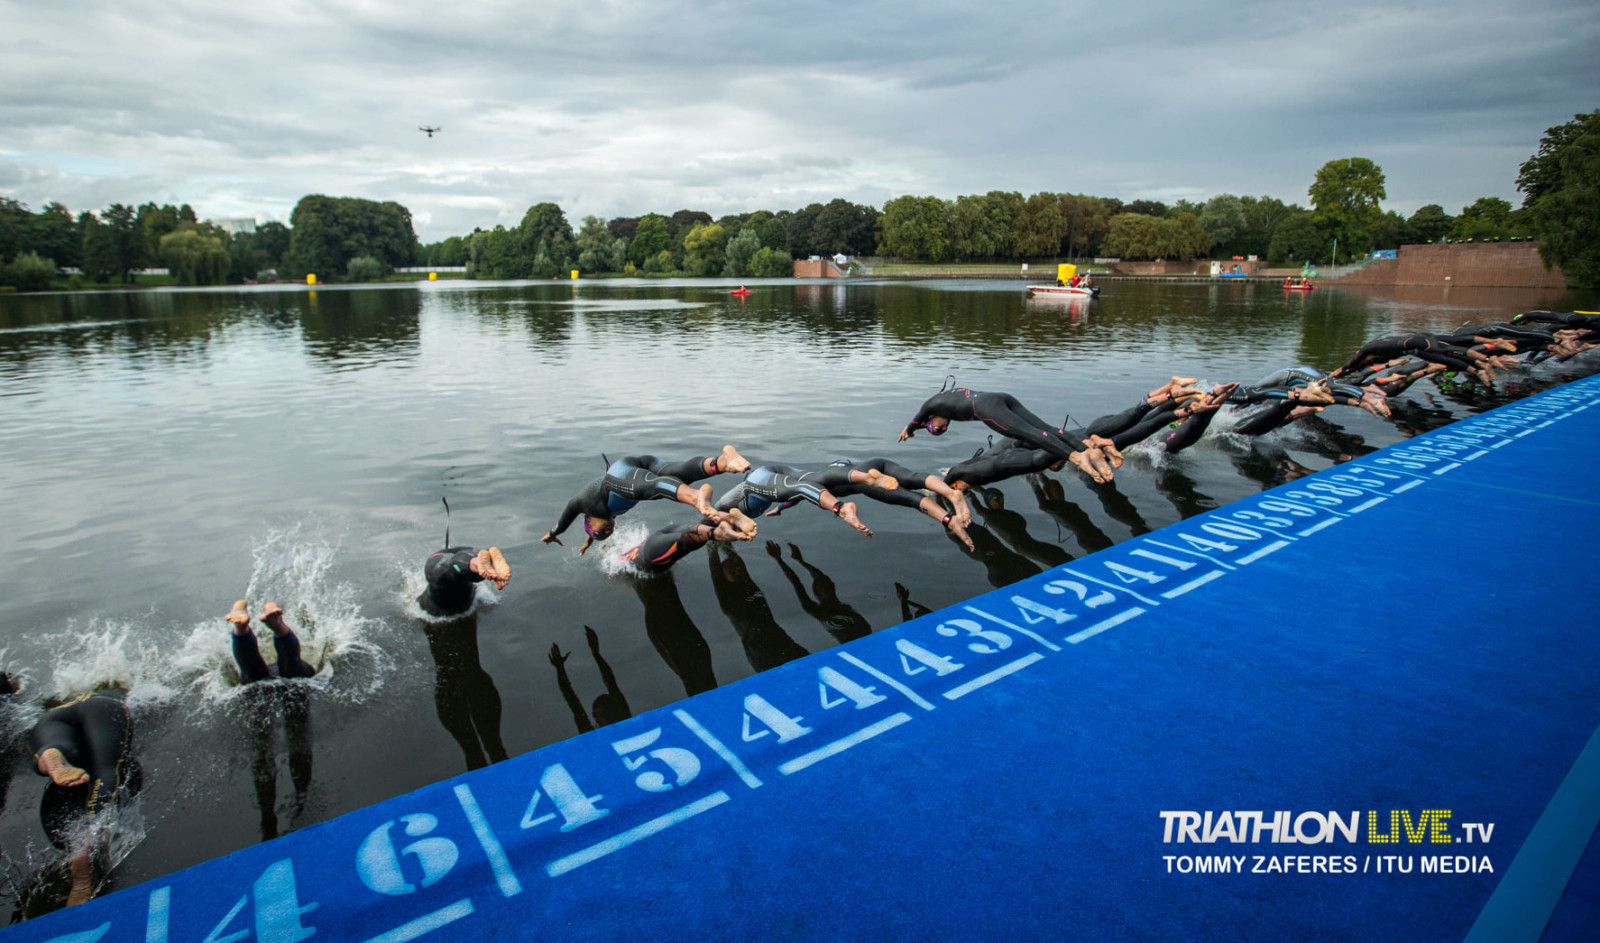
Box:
[718,445,751,474]
[693,483,718,518]
[947,515,975,551]
[38,748,90,788]
[714,508,758,541]
[949,491,972,526]
[66,851,93,907]
[1068,448,1113,484]
[864,469,899,490]
[226,600,251,634]
[836,502,873,537]
[259,603,288,634]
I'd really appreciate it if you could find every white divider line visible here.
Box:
[1465,450,1489,461]
[546,792,731,877]
[1394,480,1424,493]
[1057,568,1161,607]
[1236,540,1290,566]
[1160,570,1225,599]
[1516,428,1537,437]
[675,709,763,789]
[1067,607,1146,644]
[364,899,475,943]
[1298,518,1342,537]
[454,785,522,898]
[943,653,1045,700]
[777,713,913,775]
[838,652,936,711]
[1491,439,1513,448]
[965,605,1063,652]
[1433,463,1463,475]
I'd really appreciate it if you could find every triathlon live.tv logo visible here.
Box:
[1158,810,1496,874]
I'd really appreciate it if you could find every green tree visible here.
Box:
[1014,192,1066,258]
[784,204,823,259]
[682,222,727,276]
[102,203,145,282]
[628,214,670,269]
[1308,157,1387,261]
[1370,210,1409,250]
[1102,213,1164,259]
[575,215,617,274]
[1237,196,1298,259]
[79,213,121,282]
[2,251,57,291]
[748,246,792,277]
[160,228,232,285]
[1450,197,1526,241]
[723,227,761,277]
[520,202,575,275]
[878,195,951,261]
[32,202,80,269]
[1268,210,1325,264]
[467,226,527,279]
[1200,195,1245,254]
[0,198,27,263]
[811,199,879,256]
[346,255,383,282]
[1406,204,1453,244]
[288,195,418,277]
[1519,113,1600,286]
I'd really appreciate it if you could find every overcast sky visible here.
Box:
[2,0,1596,242]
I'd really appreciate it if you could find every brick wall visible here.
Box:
[792,259,845,278]
[1336,242,1565,288]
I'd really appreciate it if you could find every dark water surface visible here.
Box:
[0,276,1595,914]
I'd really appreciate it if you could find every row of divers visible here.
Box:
[6,309,1596,912]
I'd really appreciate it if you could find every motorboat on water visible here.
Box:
[1026,263,1100,298]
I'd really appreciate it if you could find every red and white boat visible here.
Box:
[1026,263,1100,298]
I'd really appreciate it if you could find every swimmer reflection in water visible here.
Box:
[28,686,139,907]
[549,626,633,733]
[419,546,511,617]
[623,508,760,574]
[897,387,1124,483]
[541,447,749,555]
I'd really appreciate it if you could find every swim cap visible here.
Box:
[828,459,854,468]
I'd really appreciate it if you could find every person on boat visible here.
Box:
[897,387,1125,483]
[419,546,511,617]
[760,458,976,549]
[541,447,749,555]
[28,686,140,907]
[622,509,759,574]
[714,464,877,536]
[226,601,319,683]
[1069,273,1082,288]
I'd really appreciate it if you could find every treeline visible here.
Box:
[4,112,1595,289]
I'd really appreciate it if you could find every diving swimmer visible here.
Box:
[898,387,1124,482]
[419,546,512,617]
[714,464,876,536]
[623,508,760,574]
[542,447,749,555]
[226,601,319,682]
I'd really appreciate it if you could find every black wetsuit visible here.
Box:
[1335,334,1479,377]
[233,623,317,684]
[904,389,1088,461]
[1512,310,1600,333]
[548,455,716,537]
[420,546,487,617]
[715,465,834,516]
[1154,367,1363,453]
[29,689,139,848]
[624,521,715,574]
[942,397,1181,488]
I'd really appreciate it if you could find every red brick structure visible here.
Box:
[793,258,848,278]
[1337,242,1565,288]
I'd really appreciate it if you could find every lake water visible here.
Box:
[0,276,1595,915]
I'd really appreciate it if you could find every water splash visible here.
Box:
[172,524,389,703]
[396,552,501,624]
[598,519,653,578]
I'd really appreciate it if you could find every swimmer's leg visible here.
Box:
[229,600,273,685]
[261,604,317,679]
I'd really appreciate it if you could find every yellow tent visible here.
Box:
[1057,263,1076,283]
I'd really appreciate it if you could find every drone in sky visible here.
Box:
[419,126,441,138]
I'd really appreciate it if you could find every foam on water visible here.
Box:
[598,519,654,579]
[396,553,501,624]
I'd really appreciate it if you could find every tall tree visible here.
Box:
[1518,110,1600,286]
[575,215,617,273]
[1308,157,1387,261]
[1406,204,1453,244]
[723,227,761,277]
[681,222,727,276]
[520,202,575,277]
[1268,210,1325,264]
[627,214,670,269]
[288,195,417,277]
[1199,195,1245,254]
[160,228,231,285]
[877,196,951,261]
[102,203,145,282]
[811,199,879,256]
[1014,192,1066,258]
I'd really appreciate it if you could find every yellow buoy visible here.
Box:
[571,269,579,280]
[306,273,317,286]
[429,271,438,281]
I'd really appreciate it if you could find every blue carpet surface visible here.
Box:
[11,376,1600,943]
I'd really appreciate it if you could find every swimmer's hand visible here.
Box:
[897,428,913,443]
[578,536,594,556]
[540,532,562,547]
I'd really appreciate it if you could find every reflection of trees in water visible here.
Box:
[706,543,809,672]
[299,289,420,366]
[0,291,277,371]
[421,615,507,773]
[763,541,871,643]
[629,574,717,697]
